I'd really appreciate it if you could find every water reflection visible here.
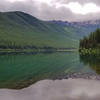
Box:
[80,54,100,74]
[0,79,100,100]
[0,52,96,89]
[0,52,81,89]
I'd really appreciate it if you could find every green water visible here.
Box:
[80,54,100,75]
[0,52,98,89]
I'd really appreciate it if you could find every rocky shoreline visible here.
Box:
[53,73,100,80]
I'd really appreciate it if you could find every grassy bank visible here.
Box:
[0,48,77,54]
[79,48,100,55]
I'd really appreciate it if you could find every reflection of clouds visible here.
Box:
[0,79,100,100]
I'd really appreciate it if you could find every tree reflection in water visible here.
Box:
[80,54,100,74]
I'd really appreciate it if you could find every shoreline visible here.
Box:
[0,72,99,90]
[0,48,77,55]
[52,72,100,81]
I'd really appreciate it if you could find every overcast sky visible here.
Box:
[0,0,100,22]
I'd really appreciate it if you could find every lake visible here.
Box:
[0,52,99,89]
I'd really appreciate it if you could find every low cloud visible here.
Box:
[0,0,100,22]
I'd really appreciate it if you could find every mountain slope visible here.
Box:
[0,11,79,49]
[1,11,100,49]
[52,20,100,40]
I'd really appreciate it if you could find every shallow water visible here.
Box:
[0,52,99,89]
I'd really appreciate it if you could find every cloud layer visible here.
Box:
[1,79,100,100]
[0,0,100,21]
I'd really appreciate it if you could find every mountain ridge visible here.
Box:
[0,11,100,49]
[0,11,78,49]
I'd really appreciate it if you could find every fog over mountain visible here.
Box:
[0,0,100,22]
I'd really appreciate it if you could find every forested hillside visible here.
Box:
[1,11,100,50]
[80,28,100,49]
[0,11,78,49]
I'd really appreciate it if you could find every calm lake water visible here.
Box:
[0,52,99,89]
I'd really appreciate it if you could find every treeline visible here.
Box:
[0,40,76,53]
[0,40,57,52]
[0,40,70,52]
[0,40,37,49]
[80,28,100,49]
